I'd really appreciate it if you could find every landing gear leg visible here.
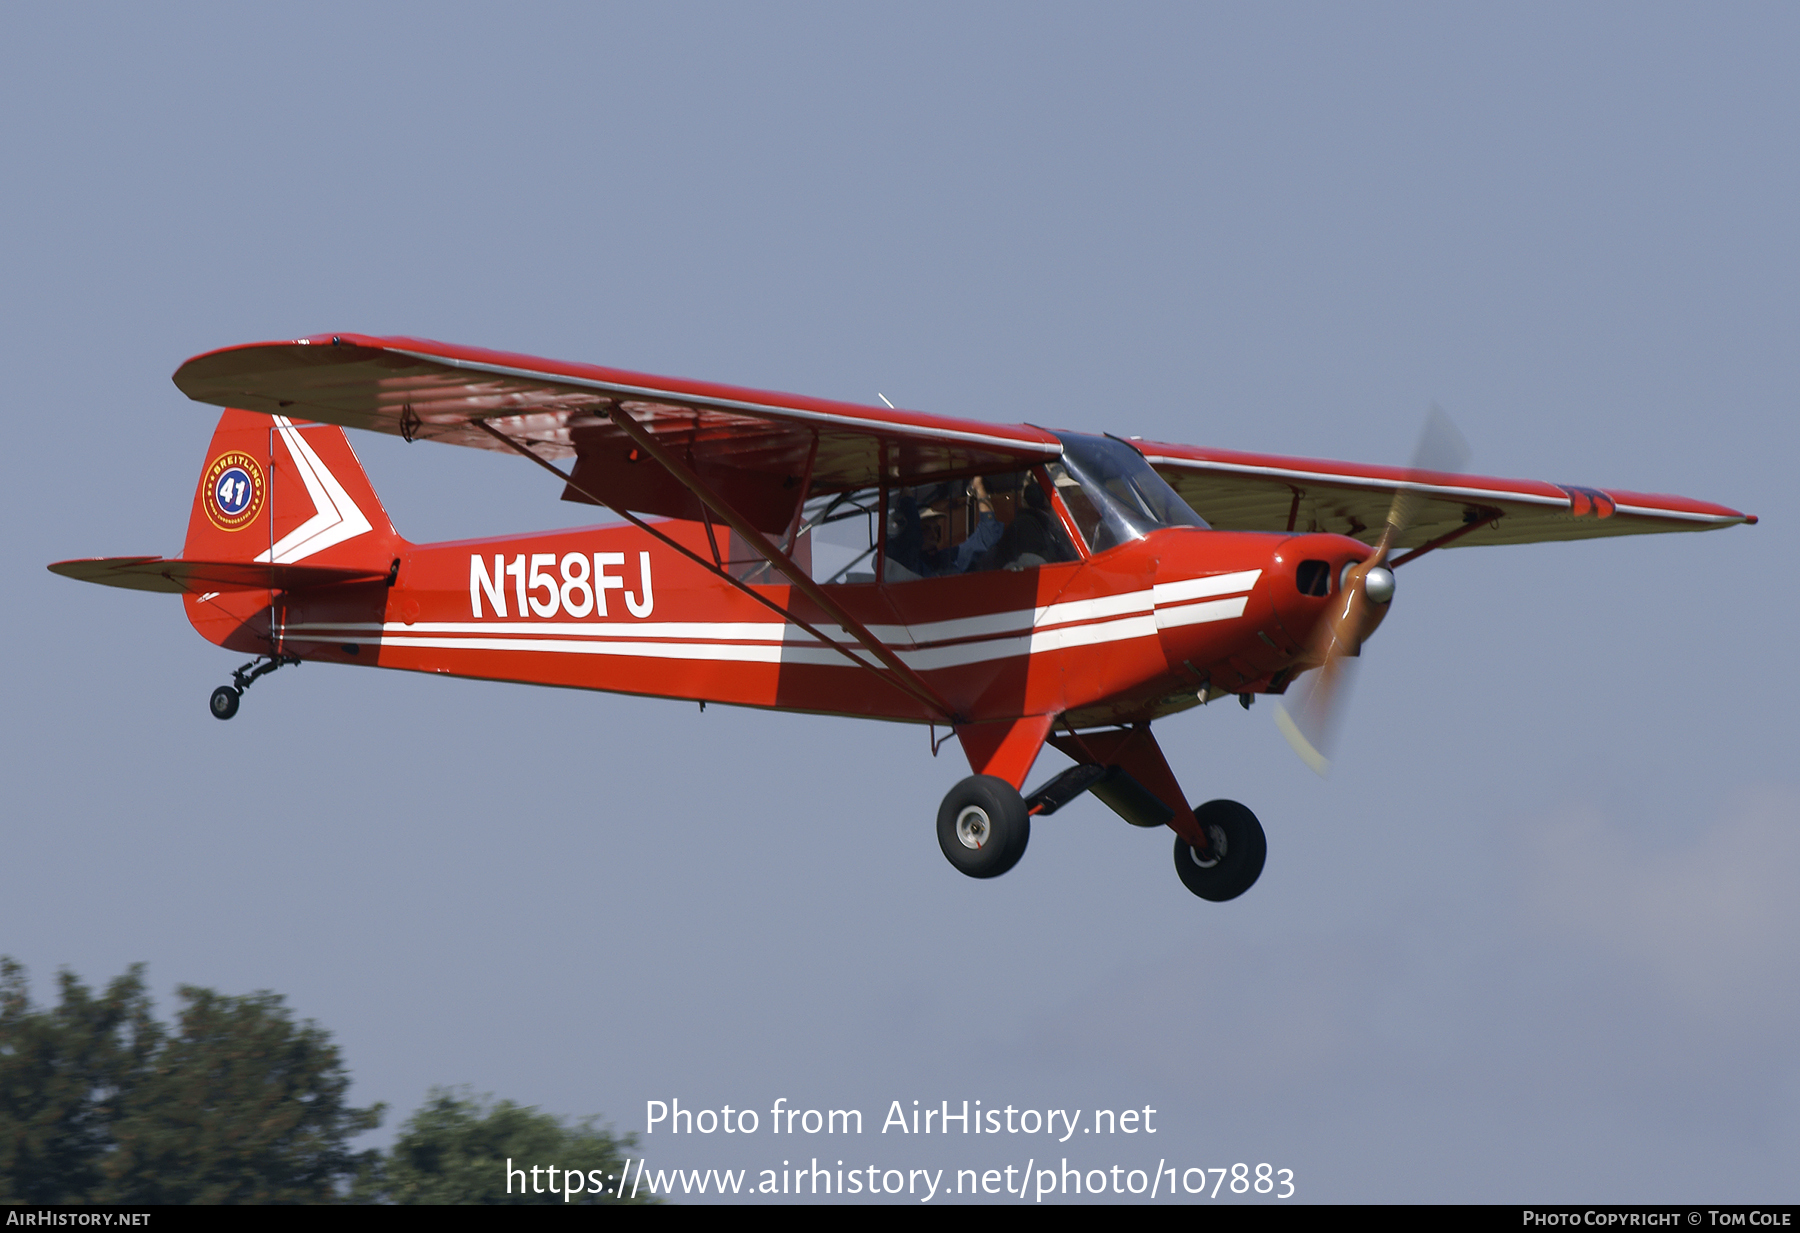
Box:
[937,775,1030,879]
[208,653,301,721]
[1173,799,1267,901]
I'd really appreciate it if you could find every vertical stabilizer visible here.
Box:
[183,408,402,571]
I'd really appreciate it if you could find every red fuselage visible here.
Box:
[183,520,1372,730]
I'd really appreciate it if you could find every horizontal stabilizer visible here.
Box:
[48,556,388,594]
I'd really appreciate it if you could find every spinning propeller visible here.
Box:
[1274,409,1470,775]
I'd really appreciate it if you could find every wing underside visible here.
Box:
[174,335,1061,533]
[1138,442,1754,551]
[172,334,1753,548]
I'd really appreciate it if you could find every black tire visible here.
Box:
[209,685,241,721]
[1173,799,1266,901]
[936,775,1030,879]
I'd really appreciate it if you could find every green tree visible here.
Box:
[0,959,382,1203]
[357,1088,651,1205]
[0,958,158,1202]
[102,986,384,1202]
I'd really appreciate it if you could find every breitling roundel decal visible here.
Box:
[203,451,265,531]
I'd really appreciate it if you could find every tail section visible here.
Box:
[176,409,404,653]
[185,408,402,571]
[49,408,410,710]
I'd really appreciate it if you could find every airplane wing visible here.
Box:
[47,556,388,594]
[174,334,1060,534]
[173,335,1753,549]
[1137,440,1755,553]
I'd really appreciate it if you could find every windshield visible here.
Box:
[1051,433,1209,552]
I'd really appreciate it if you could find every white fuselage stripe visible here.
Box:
[283,571,1262,669]
[1151,568,1261,605]
[284,609,1169,671]
[1154,596,1250,630]
[287,570,1261,653]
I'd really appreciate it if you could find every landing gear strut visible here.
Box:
[208,653,300,721]
[1173,799,1266,901]
[936,775,1030,878]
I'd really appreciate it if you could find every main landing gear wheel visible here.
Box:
[1173,799,1266,902]
[209,685,241,721]
[937,775,1030,879]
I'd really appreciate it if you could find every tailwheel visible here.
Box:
[1173,799,1266,901]
[937,775,1030,879]
[207,652,300,720]
[209,685,241,720]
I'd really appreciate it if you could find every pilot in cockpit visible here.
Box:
[884,475,1001,581]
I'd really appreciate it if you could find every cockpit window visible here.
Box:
[883,470,1079,582]
[1050,433,1209,552]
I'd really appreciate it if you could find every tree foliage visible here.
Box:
[0,958,157,1201]
[0,958,381,1203]
[2,960,647,1205]
[356,1088,649,1205]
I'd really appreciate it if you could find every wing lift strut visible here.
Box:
[1391,508,1502,567]
[471,417,961,724]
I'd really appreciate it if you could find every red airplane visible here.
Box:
[50,335,1755,901]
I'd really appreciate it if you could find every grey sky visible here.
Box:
[3,3,1793,1203]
